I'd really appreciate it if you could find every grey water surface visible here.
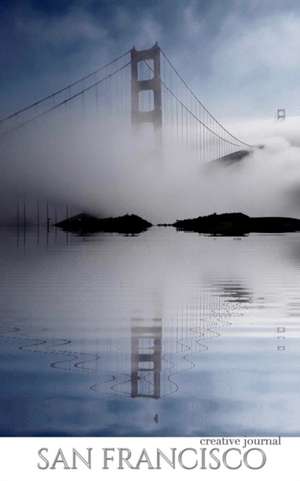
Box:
[0,226,300,436]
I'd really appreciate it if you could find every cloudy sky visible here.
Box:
[2,0,300,119]
[2,0,300,224]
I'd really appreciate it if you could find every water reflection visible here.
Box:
[0,292,234,402]
[130,318,162,399]
[1,227,300,435]
[212,281,253,304]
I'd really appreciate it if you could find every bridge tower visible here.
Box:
[276,108,286,121]
[130,42,162,140]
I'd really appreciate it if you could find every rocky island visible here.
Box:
[56,212,300,236]
[173,212,300,235]
[56,213,152,234]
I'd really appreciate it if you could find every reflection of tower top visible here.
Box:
[131,317,162,399]
[276,108,286,121]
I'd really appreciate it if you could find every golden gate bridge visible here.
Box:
[0,42,255,160]
[0,44,250,401]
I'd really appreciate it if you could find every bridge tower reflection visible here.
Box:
[131,317,162,399]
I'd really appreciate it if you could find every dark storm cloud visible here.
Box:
[2,0,300,117]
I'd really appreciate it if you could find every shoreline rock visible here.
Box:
[56,211,300,236]
[55,213,152,234]
[173,212,300,235]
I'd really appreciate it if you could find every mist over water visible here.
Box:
[1,113,300,224]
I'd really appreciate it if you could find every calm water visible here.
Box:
[0,226,300,436]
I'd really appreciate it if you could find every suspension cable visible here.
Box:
[160,47,254,149]
[143,60,242,148]
[0,50,131,124]
[0,61,131,138]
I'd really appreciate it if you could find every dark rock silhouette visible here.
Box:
[218,150,251,165]
[209,145,264,167]
[173,212,300,235]
[56,213,152,234]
